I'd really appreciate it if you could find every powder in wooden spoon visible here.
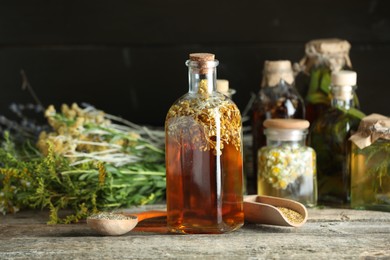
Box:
[88,212,135,220]
[277,207,304,224]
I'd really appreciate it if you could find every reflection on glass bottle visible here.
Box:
[295,38,358,124]
[258,119,317,207]
[251,60,305,194]
[309,70,365,206]
[165,53,244,234]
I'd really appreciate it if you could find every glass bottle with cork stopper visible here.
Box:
[165,53,244,234]
[250,60,305,194]
[257,118,317,207]
[309,70,365,206]
[216,79,236,99]
[350,114,390,212]
[295,38,359,124]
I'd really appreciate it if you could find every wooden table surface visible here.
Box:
[1,206,390,259]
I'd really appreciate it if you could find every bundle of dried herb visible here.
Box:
[0,103,166,224]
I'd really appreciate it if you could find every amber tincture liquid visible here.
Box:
[165,53,244,234]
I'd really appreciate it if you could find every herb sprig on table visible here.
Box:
[0,103,166,224]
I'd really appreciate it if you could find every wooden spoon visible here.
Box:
[244,195,308,227]
[87,210,166,236]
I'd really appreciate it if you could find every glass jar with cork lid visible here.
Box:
[350,114,390,212]
[165,53,244,234]
[257,119,317,207]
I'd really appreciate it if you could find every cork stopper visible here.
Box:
[305,38,351,55]
[216,79,229,93]
[331,70,357,100]
[264,119,310,130]
[262,60,294,87]
[189,53,215,62]
[264,60,292,72]
[188,53,217,74]
[331,70,357,86]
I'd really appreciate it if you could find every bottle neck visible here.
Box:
[187,60,218,94]
[331,98,355,110]
[261,79,292,89]
[330,85,356,110]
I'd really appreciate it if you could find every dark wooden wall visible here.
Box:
[1,0,389,126]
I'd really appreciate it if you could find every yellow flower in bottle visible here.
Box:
[279,180,287,189]
[271,166,281,175]
[283,158,289,167]
[271,151,280,158]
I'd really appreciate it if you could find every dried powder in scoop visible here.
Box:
[89,212,135,220]
[277,207,304,224]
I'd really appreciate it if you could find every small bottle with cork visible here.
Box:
[309,70,365,206]
[216,79,236,99]
[165,53,244,234]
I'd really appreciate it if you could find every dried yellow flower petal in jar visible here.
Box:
[257,119,317,207]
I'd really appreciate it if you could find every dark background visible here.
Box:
[1,0,389,126]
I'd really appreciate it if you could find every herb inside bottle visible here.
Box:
[295,38,359,124]
[309,70,365,206]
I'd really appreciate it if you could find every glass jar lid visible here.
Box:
[264,119,310,141]
[264,119,310,129]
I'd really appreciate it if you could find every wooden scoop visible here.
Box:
[87,210,166,236]
[244,195,308,227]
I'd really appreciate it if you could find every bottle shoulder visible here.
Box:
[252,85,305,118]
[258,83,303,97]
[171,92,237,106]
[166,91,241,120]
[310,108,362,138]
[313,107,363,124]
[255,85,304,107]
